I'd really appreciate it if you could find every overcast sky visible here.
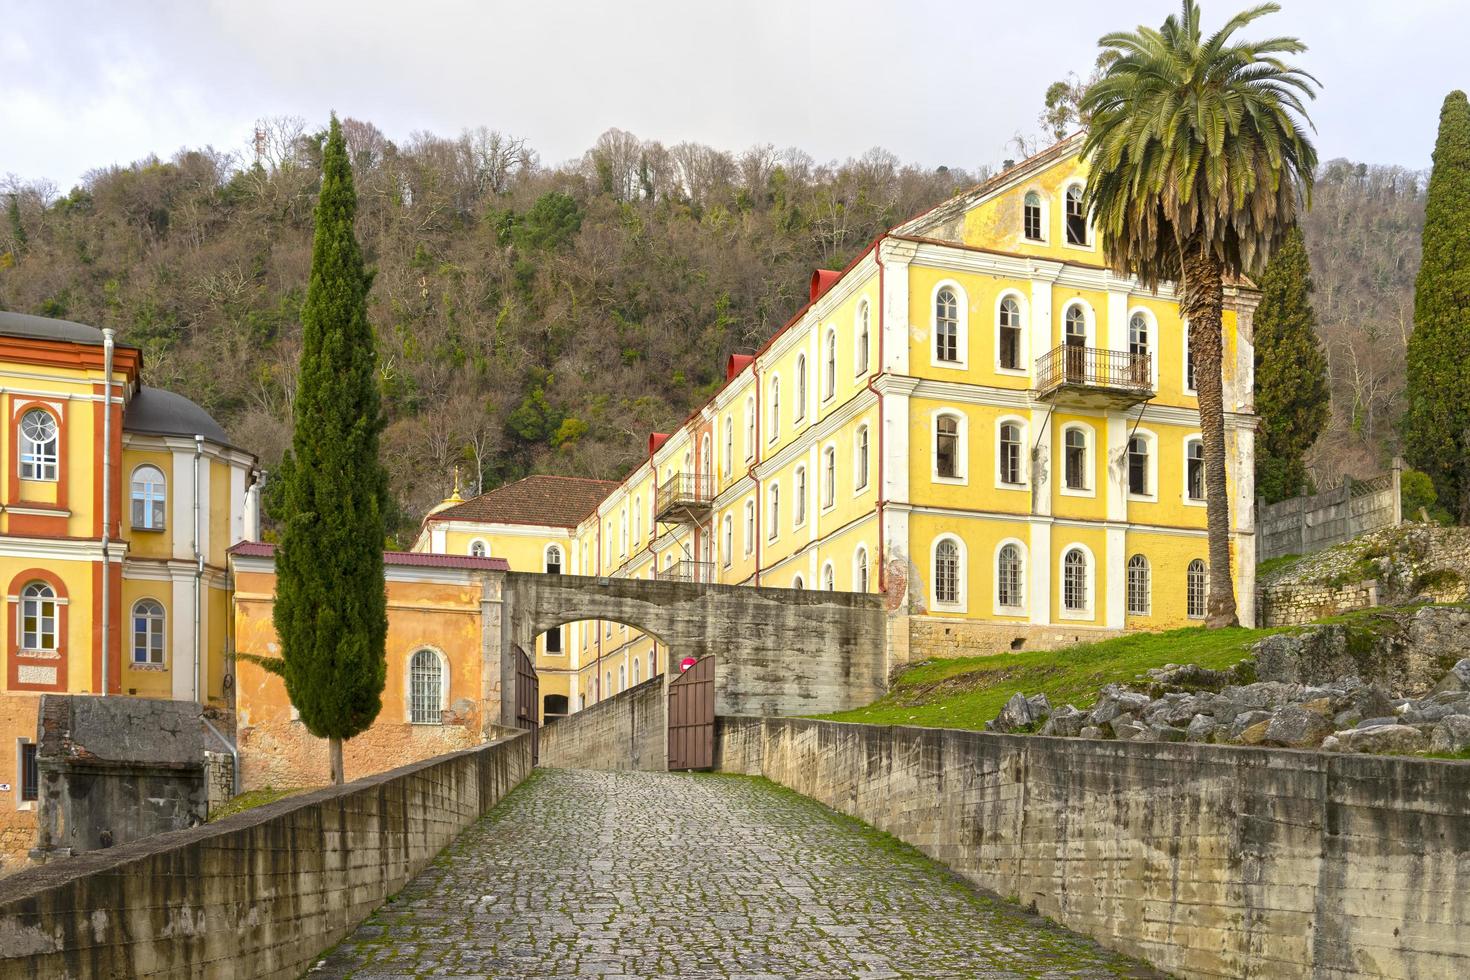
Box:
[4,0,1463,189]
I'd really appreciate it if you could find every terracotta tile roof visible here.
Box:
[429,475,618,529]
[228,540,510,571]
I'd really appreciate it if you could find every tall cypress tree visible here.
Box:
[1253,226,1329,504]
[273,115,389,783]
[1404,91,1470,523]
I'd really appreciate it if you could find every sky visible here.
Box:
[3,0,1463,190]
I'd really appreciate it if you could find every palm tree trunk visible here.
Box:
[1180,242,1239,628]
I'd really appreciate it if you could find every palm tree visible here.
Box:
[1081,1,1318,627]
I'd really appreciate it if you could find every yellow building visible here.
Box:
[418,134,1259,716]
[0,310,258,873]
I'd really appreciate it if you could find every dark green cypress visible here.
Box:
[1404,91,1470,523]
[1253,226,1329,504]
[273,115,389,782]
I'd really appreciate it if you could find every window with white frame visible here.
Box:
[1064,184,1088,245]
[822,446,836,508]
[935,287,959,363]
[1064,304,1088,347]
[633,658,641,685]
[792,573,804,589]
[723,416,733,477]
[547,544,563,574]
[795,354,807,421]
[131,598,165,666]
[743,500,755,555]
[854,546,869,593]
[998,421,1023,486]
[20,581,57,651]
[1024,191,1045,240]
[998,297,1023,371]
[997,543,1024,610]
[1186,438,1205,501]
[1128,435,1150,496]
[545,624,562,653]
[618,664,626,693]
[745,397,755,460]
[824,329,837,400]
[856,301,870,374]
[934,538,961,606]
[634,500,641,546]
[722,514,733,566]
[1062,548,1088,612]
[794,465,807,526]
[854,424,870,491]
[1187,560,1208,619]
[1063,426,1089,491]
[701,436,711,483]
[130,465,166,529]
[469,539,488,558]
[19,409,58,481]
[935,413,963,481]
[409,649,444,724]
[822,563,835,592]
[1127,554,1151,616]
[768,485,780,540]
[769,376,781,442]
[1129,311,1151,379]
[619,512,628,556]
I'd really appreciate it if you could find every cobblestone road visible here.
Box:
[311,768,1156,979]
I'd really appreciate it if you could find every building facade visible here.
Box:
[416,135,1259,720]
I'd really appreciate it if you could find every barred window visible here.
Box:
[999,297,1023,370]
[1187,440,1205,501]
[20,409,58,481]
[20,581,57,651]
[1064,427,1088,490]
[1127,554,1151,616]
[997,544,1023,609]
[935,288,959,362]
[131,465,167,529]
[1063,548,1088,612]
[131,598,165,665]
[409,649,443,724]
[1023,191,1043,241]
[20,742,38,802]
[1128,436,1149,496]
[1187,560,1208,619]
[934,539,961,605]
[998,422,1023,485]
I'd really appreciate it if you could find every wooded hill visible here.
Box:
[0,120,1424,542]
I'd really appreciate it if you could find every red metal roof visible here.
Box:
[228,540,511,571]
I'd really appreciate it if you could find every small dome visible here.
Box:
[123,386,231,446]
[0,309,106,345]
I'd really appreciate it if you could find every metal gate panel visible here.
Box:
[667,655,715,771]
[513,644,539,765]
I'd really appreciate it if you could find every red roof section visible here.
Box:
[228,540,511,571]
[428,474,617,529]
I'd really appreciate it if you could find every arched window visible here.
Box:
[722,514,733,566]
[769,377,781,441]
[822,563,835,592]
[618,664,627,692]
[19,409,58,481]
[998,421,1023,486]
[1187,560,1208,619]
[20,581,57,651]
[546,544,563,574]
[824,329,838,400]
[795,355,807,421]
[822,446,836,508]
[131,598,165,665]
[1023,191,1044,241]
[768,484,780,540]
[130,465,166,530]
[1127,554,1151,616]
[409,649,444,724]
[469,540,488,558]
[634,499,642,545]
[745,396,755,460]
[744,500,755,555]
[633,658,641,685]
[856,301,870,374]
[792,573,805,590]
[854,546,869,593]
[1186,439,1205,501]
[1065,184,1088,245]
[1063,427,1088,491]
[701,436,711,483]
[935,288,959,363]
[1128,436,1150,496]
[934,538,961,605]
[1129,312,1151,364]
[723,416,734,477]
[1064,304,1088,346]
[1063,548,1088,612]
[935,414,961,480]
[997,543,1024,610]
[605,670,612,697]
[998,297,1023,371]
[794,465,807,526]
[854,424,870,491]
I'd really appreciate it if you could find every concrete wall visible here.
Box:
[717,717,1470,980]
[1257,464,1400,562]
[0,734,532,980]
[540,676,666,771]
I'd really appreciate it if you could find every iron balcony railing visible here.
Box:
[654,471,713,524]
[657,559,716,584]
[1034,345,1153,399]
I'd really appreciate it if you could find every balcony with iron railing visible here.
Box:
[1034,345,1153,408]
[657,559,716,585]
[654,471,713,525]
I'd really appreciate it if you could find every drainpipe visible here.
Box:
[864,244,887,592]
[193,434,204,705]
[201,714,240,797]
[100,328,115,696]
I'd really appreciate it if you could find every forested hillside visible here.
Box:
[0,120,1424,540]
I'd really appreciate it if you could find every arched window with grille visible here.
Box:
[934,537,962,606]
[1023,191,1044,241]
[131,465,167,530]
[996,543,1023,610]
[1062,548,1089,613]
[1065,184,1088,245]
[19,409,58,481]
[1187,560,1208,619]
[1127,554,1151,616]
[132,598,165,666]
[854,545,869,593]
[20,581,57,651]
[409,649,445,724]
[935,288,959,363]
[998,296,1023,371]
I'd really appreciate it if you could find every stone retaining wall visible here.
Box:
[539,676,665,771]
[0,733,533,980]
[1258,579,1379,627]
[716,716,1470,980]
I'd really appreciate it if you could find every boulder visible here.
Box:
[1320,735,1342,752]
[1264,705,1334,748]
[1026,693,1053,721]
[1078,725,1104,740]
[1429,715,1470,754]
[987,692,1039,733]
[1145,663,1233,691]
[1401,700,1459,726]
[1148,722,1187,743]
[1344,683,1398,721]
[1335,724,1428,755]
[1109,716,1146,741]
[1431,658,1470,696]
[1235,719,1272,746]
[1227,710,1273,740]
[1040,705,1084,738]
[1357,716,1400,729]
[1185,714,1218,743]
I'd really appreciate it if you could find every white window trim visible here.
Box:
[1060,179,1096,252]
[820,442,839,513]
[1182,434,1206,507]
[993,415,1029,491]
[722,514,734,567]
[744,396,756,461]
[854,299,871,376]
[1127,306,1161,390]
[1187,559,1209,620]
[795,355,807,422]
[821,561,836,592]
[129,597,167,668]
[1127,553,1153,617]
[992,537,1027,617]
[929,279,969,370]
[723,416,734,478]
[405,646,450,725]
[929,533,968,613]
[1058,422,1095,498]
[853,545,869,593]
[822,327,839,403]
[1058,542,1096,620]
[792,573,805,589]
[468,538,490,558]
[743,499,755,556]
[129,464,167,530]
[1060,298,1096,350]
[545,543,564,573]
[993,290,1030,377]
[852,423,871,495]
[1022,187,1050,244]
[931,408,969,486]
[1126,427,1160,503]
[767,485,780,542]
[793,464,808,529]
[768,374,782,444]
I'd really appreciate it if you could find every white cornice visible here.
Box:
[0,536,126,561]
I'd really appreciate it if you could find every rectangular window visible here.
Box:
[999,326,1020,371]
[935,417,959,479]
[20,742,38,802]
[546,626,562,654]
[1128,442,1148,496]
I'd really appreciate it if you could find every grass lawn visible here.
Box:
[208,786,318,822]
[818,624,1283,731]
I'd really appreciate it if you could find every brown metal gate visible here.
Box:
[667,655,715,771]
[513,643,539,765]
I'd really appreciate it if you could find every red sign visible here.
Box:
[679,657,698,673]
